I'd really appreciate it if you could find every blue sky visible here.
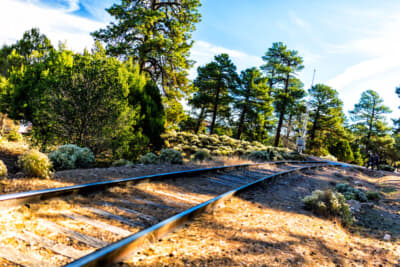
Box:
[2,0,400,122]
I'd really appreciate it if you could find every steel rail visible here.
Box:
[66,163,333,267]
[0,160,322,209]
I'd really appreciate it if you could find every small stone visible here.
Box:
[383,234,391,241]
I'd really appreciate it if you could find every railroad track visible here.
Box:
[0,160,331,266]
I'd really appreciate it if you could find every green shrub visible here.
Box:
[6,129,23,142]
[112,159,133,167]
[366,191,380,201]
[193,150,211,161]
[139,152,159,164]
[159,149,183,164]
[378,164,395,172]
[335,183,368,202]
[248,151,271,161]
[302,189,353,226]
[49,144,95,170]
[0,160,7,178]
[18,150,53,179]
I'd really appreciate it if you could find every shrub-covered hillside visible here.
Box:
[162,131,304,161]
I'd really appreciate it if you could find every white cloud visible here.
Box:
[189,41,263,78]
[0,0,106,52]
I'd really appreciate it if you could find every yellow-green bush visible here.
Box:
[302,189,353,226]
[18,150,53,179]
[159,149,183,164]
[0,160,7,178]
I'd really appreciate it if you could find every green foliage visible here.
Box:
[92,0,201,97]
[302,189,353,226]
[130,80,165,150]
[163,131,298,160]
[112,159,133,167]
[6,129,23,142]
[328,139,354,163]
[350,90,391,156]
[335,183,368,202]
[378,164,395,172]
[366,191,381,201]
[49,144,95,170]
[193,149,211,161]
[191,54,238,134]
[0,160,7,178]
[261,42,305,147]
[159,149,183,164]
[139,152,159,164]
[307,84,347,156]
[233,67,273,141]
[18,150,53,179]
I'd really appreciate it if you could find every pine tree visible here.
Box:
[92,0,201,98]
[232,67,272,140]
[191,54,238,134]
[350,90,391,155]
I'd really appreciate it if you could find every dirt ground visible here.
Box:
[1,161,399,266]
[120,166,400,266]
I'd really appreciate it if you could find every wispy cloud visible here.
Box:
[0,0,106,51]
[189,41,264,78]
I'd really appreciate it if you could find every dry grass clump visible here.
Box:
[0,160,7,178]
[302,189,353,226]
[0,137,29,156]
[18,150,53,179]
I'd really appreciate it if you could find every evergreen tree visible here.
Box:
[191,54,238,134]
[0,28,53,77]
[350,90,391,155]
[307,84,344,153]
[232,67,272,140]
[92,0,201,98]
[261,42,304,147]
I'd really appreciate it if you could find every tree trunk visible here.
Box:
[284,113,293,147]
[274,111,284,147]
[309,106,321,150]
[236,88,251,139]
[365,99,376,154]
[209,84,221,135]
[195,107,205,134]
[273,72,290,147]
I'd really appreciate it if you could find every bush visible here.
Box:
[49,144,95,170]
[18,150,53,179]
[335,183,368,202]
[302,189,353,226]
[379,164,395,172]
[139,152,159,164]
[159,149,183,164]
[248,150,270,161]
[0,160,7,178]
[193,149,211,161]
[112,159,133,167]
[366,191,381,201]
[6,129,23,142]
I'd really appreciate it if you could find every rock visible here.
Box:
[347,200,361,212]
[383,234,391,241]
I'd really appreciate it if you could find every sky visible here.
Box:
[1,0,400,122]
